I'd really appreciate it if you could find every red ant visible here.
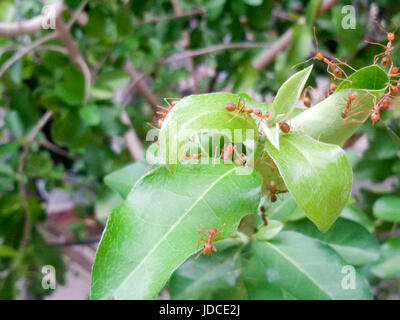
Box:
[260,205,268,226]
[366,22,397,67]
[156,98,180,127]
[329,82,338,94]
[341,92,358,119]
[300,86,313,108]
[224,98,255,127]
[254,109,270,119]
[278,121,290,133]
[269,181,278,203]
[221,144,248,166]
[196,223,226,258]
[344,93,391,124]
[387,65,400,95]
[293,28,354,81]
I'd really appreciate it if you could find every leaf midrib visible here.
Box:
[263,240,334,299]
[109,167,237,298]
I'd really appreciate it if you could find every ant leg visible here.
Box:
[212,245,217,253]
[291,57,313,69]
[365,40,387,48]
[333,58,357,71]
[197,238,207,249]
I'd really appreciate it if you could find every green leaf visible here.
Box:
[0,245,17,257]
[267,193,305,222]
[90,164,261,299]
[103,161,149,199]
[159,93,257,171]
[373,195,400,222]
[260,121,280,150]
[285,218,380,265]
[255,220,284,240]
[169,241,241,299]
[95,188,123,225]
[371,238,400,279]
[292,66,388,146]
[265,134,352,232]
[341,205,374,233]
[79,104,101,126]
[269,65,313,124]
[243,253,290,300]
[251,231,373,299]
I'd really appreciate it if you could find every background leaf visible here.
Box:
[251,231,373,299]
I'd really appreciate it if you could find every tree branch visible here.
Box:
[0,0,89,80]
[161,42,270,64]
[55,8,91,102]
[252,0,339,72]
[171,0,198,93]
[0,1,63,37]
[16,110,53,268]
[137,8,206,26]
[123,61,161,110]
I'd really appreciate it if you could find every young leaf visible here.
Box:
[252,231,373,299]
[265,134,352,232]
[292,65,388,146]
[260,121,280,150]
[90,164,261,299]
[285,218,380,265]
[158,93,258,171]
[373,195,400,222]
[269,65,313,124]
[255,220,284,240]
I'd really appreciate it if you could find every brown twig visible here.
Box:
[113,64,148,161]
[0,0,88,80]
[0,32,58,78]
[171,0,198,93]
[123,61,161,110]
[0,1,63,37]
[40,138,80,160]
[252,0,339,72]
[55,7,91,102]
[137,8,206,26]
[162,42,271,65]
[16,110,53,268]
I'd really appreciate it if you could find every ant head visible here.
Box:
[208,227,218,237]
[254,109,263,117]
[379,95,392,109]
[349,92,358,100]
[315,52,324,61]
[333,67,342,78]
[371,110,380,123]
[303,97,311,108]
[224,103,236,112]
[388,32,395,41]
[382,56,391,66]
[392,66,399,74]
[330,83,338,91]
